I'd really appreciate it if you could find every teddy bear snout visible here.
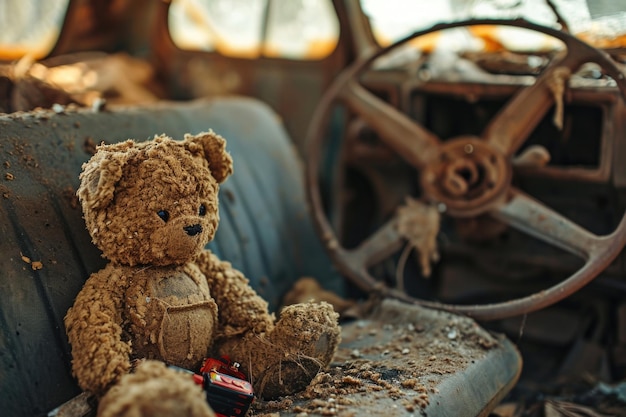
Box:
[183,224,203,236]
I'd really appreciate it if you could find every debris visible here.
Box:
[395,197,440,283]
[20,253,43,270]
[91,97,106,112]
[513,144,551,168]
[46,392,94,417]
[595,381,626,404]
[546,66,572,130]
[0,52,163,113]
[544,400,613,417]
[491,402,522,417]
[282,277,355,314]
[249,299,503,416]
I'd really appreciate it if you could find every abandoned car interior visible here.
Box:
[2,0,626,416]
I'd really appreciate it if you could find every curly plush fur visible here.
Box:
[64,131,340,416]
[97,361,215,417]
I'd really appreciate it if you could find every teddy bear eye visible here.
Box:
[199,204,207,216]
[157,210,170,222]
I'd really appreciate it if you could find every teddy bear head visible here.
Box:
[77,131,233,266]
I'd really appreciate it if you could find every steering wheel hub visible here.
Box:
[421,137,511,217]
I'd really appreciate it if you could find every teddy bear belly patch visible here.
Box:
[126,268,219,370]
[158,302,217,368]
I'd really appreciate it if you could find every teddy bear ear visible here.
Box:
[77,140,134,210]
[184,130,234,184]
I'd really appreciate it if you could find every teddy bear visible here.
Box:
[64,131,341,417]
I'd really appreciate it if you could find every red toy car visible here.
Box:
[192,357,254,417]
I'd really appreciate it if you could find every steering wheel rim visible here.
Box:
[305,19,626,321]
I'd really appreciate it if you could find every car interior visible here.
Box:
[2,1,626,416]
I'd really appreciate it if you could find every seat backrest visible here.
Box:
[0,98,342,417]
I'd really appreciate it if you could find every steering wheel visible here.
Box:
[305,19,626,321]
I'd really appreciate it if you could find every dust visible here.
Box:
[251,299,500,416]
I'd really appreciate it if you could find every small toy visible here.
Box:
[197,357,254,417]
[171,356,254,417]
[198,356,248,381]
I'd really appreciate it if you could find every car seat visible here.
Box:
[0,98,520,417]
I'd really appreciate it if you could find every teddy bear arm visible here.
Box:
[195,250,274,338]
[64,266,132,395]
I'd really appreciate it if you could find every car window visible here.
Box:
[0,0,69,60]
[168,0,339,60]
[360,0,626,51]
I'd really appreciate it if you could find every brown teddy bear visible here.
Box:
[64,131,341,416]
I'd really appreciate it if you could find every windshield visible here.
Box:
[169,0,339,60]
[361,0,626,51]
[0,0,68,60]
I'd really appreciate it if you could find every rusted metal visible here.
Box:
[306,19,626,320]
[339,78,441,168]
[420,137,511,218]
[395,79,620,183]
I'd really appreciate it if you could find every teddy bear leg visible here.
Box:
[97,360,215,417]
[219,301,341,399]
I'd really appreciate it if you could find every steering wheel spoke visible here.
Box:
[482,50,586,157]
[340,80,441,168]
[322,216,405,295]
[489,188,605,259]
[342,216,404,271]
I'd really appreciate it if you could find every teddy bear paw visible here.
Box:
[97,360,215,417]
[254,301,341,398]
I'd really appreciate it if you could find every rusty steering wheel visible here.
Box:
[305,19,626,321]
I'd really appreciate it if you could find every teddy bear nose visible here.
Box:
[183,224,203,236]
